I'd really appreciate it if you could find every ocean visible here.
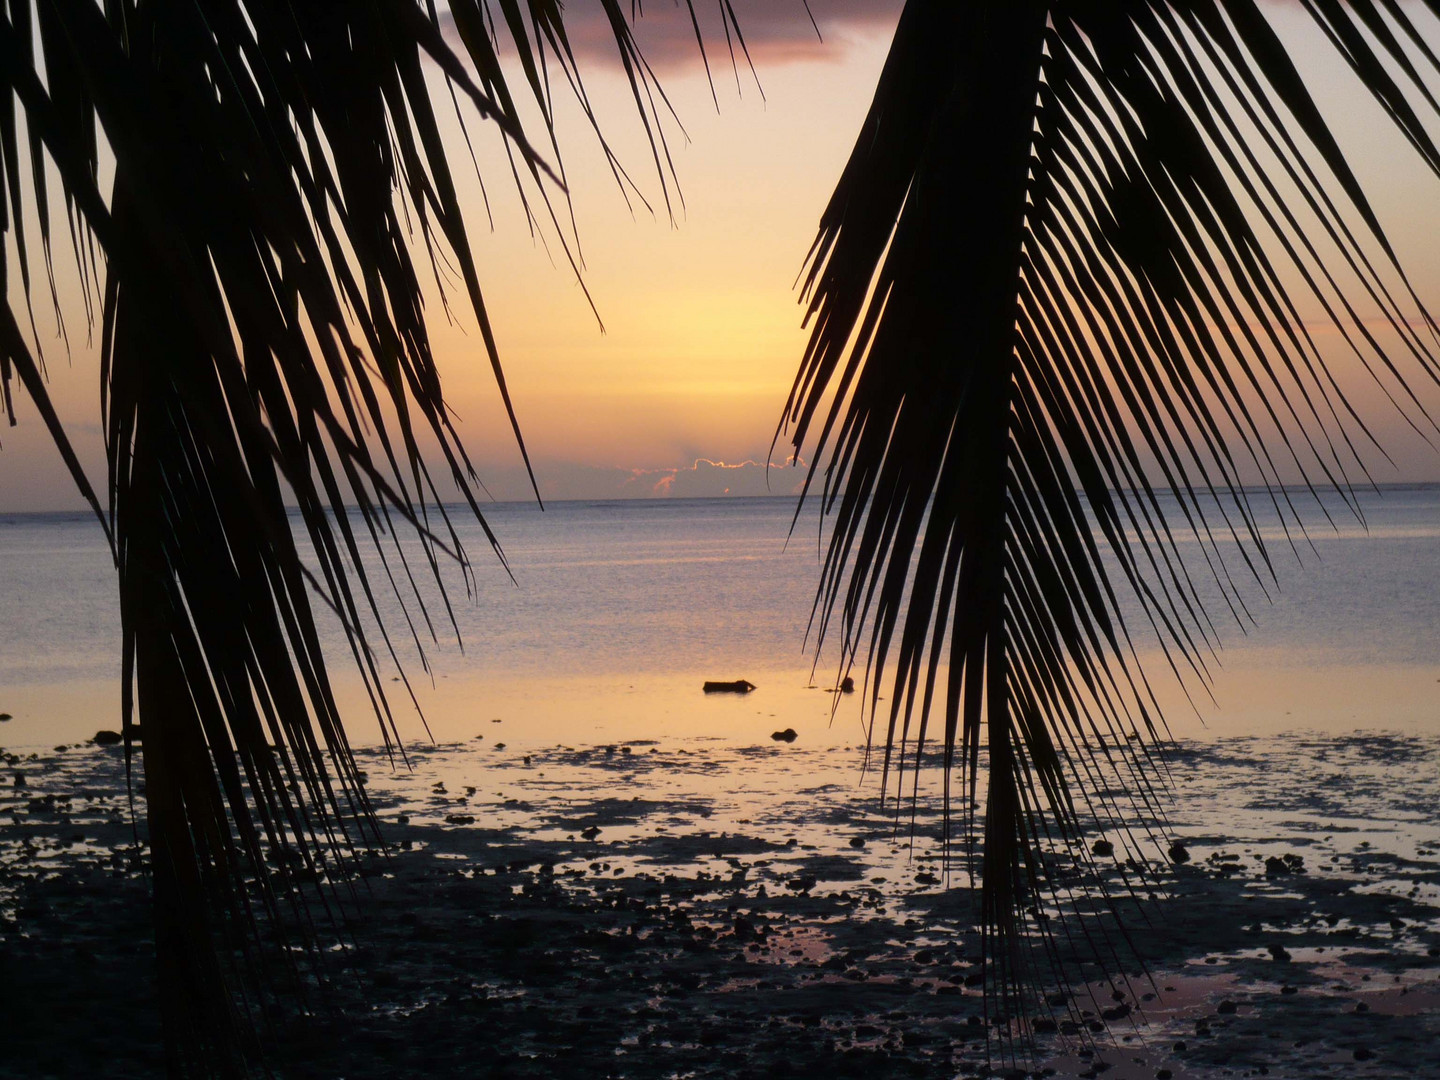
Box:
[4,489,1440,1078]
[1,487,1436,750]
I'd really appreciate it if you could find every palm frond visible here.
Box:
[781,0,1440,1016]
[0,0,717,1071]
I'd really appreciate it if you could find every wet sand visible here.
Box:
[2,732,1439,1078]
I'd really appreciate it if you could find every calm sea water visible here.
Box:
[0,488,1436,748]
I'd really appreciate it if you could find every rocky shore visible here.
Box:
[3,732,1439,1078]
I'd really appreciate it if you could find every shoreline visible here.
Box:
[3,733,1439,1078]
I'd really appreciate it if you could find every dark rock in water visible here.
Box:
[1217,1000,1238,1015]
[0,712,11,721]
[849,836,866,848]
[703,679,757,694]
[770,728,798,743]
[1265,853,1304,876]
[445,814,476,826]
[494,742,506,751]
[1168,841,1191,864]
[839,676,855,693]
[1268,943,1292,962]
[580,826,601,841]
[1354,1047,1374,1061]
[93,730,124,746]
[13,773,24,788]
[787,874,817,893]
[1091,839,1114,858]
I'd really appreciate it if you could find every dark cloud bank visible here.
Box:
[446,1,902,73]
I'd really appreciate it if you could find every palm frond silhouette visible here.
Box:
[0,0,746,1069]
[6,0,1440,1069]
[780,0,1440,1012]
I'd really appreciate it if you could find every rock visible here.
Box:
[839,676,855,693]
[13,774,24,788]
[770,728,798,743]
[1217,1000,1237,1014]
[849,836,866,848]
[580,826,601,841]
[0,712,11,721]
[494,742,506,751]
[1268,943,1292,962]
[787,874,817,893]
[1091,839,1114,858]
[703,679,757,694]
[1265,853,1304,876]
[92,730,124,746]
[1168,841,1191,864]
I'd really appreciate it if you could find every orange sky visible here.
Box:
[4,2,1440,511]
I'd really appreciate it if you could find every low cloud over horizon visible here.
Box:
[474,454,811,503]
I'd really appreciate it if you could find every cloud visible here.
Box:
[620,455,807,499]
[453,455,810,502]
[445,1,902,75]
[585,1,902,71]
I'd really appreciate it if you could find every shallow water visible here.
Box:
[1,487,1437,751]
[3,729,1438,1078]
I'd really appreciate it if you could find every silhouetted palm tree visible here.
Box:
[780,0,1440,1019]
[6,0,1440,1071]
[0,0,749,1071]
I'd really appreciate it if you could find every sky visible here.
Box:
[4,0,1440,511]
